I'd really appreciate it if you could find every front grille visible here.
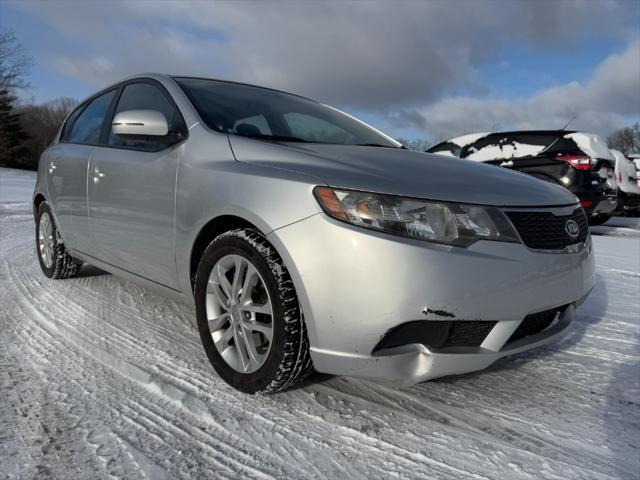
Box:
[507,308,561,344]
[446,321,497,347]
[373,320,497,352]
[506,208,588,250]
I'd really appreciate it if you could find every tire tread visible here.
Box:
[36,202,82,279]
[204,228,313,393]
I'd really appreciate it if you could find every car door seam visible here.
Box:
[173,144,182,286]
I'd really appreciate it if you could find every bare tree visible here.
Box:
[607,123,640,155]
[0,30,34,92]
[18,97,79,169]
[397,137,432,152]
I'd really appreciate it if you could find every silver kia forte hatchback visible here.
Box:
[34,73,595,393]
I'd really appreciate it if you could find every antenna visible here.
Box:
[560,115,577,131]
[540,116,577,155]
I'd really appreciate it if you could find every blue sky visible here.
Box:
[473,38,628,99]
[2,0,638,141]
[2,4,95,101]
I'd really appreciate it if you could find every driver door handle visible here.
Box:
[91,167,106,184]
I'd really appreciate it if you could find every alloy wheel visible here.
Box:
[206,254,274,373]
[38,212,55,269]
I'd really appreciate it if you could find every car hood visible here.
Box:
[228,137,578,207]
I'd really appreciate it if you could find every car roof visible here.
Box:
[478,130,579,137]
[76,72,320,107]
[171,75,319,103]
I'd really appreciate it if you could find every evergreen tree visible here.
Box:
[0,87,30,168]
[0,30,34,169]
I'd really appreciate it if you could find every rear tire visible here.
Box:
[35,202,82,279]
[588,214,611,226]
[194,228,313,393]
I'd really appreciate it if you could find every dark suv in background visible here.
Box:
[428,130,618,225]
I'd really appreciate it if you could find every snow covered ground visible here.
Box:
[1,166,638,479]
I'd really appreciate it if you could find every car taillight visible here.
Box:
[580,200,593,208]
[556,154,596,170]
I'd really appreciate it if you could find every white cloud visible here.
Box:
[12,0,640,139]
[51,55,115,87]
[393,38,640,140]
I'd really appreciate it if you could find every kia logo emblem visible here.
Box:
[565,219,580,238]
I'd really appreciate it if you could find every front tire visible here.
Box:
[35,202,82,279]
[194,228,313,393]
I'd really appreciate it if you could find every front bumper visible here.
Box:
[268,212,596,384]
[311,299,587,384]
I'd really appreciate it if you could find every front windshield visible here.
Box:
[175,77,399,147]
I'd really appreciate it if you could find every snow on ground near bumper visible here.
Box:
[1,168,638,479]
[0,168,36,203]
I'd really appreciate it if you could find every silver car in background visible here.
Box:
[34,73,595,393]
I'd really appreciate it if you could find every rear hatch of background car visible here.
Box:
[563,132,617,193]
[460,131,617,193]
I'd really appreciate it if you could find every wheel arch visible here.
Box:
[33,193,47,218]
[189,214,260,290]
[186,212,318,351]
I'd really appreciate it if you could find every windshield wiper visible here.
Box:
[238,134,405,148]
[355,143,406,149]
[238,133,310,143]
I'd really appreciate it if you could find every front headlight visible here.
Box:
[314,187,520,247]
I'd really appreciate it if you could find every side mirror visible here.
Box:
[112,110,169,137]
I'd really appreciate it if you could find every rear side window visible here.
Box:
[107,82,184,151]
[64,89,116,144]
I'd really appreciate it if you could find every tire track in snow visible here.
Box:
[4,252,484,479]
[6,247,426,479]
[5,274,294,478]
[5,286,283,479]
[6,222,495,479]
[304,379,622,479]
[6,238,478,478]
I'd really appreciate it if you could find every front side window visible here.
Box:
[284,112,358,144]
[108,82,184,151]
[233,115,272,136]
[64,89,116,144]
[175,77,399,148]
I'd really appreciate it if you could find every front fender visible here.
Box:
[174,125,323,296]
